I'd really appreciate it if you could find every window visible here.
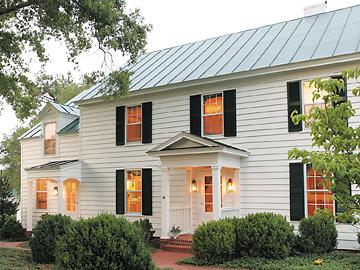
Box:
[126,170,142,213]
[303,81,326,128]
[65,181,77,212]
[204,176,213,212]
[306,165,334,216]
[44,122,56,155]
[36,179,47,209]
[127,105,142,142]
[203,93,223,135]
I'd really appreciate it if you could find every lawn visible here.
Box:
[179,251,360,270]
[0,247,38,270]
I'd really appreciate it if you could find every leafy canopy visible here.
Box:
[0,0,151,119]
[289,67,360,221]
[0,172,19,226]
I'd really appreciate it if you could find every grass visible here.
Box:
[178,251,360,270]
[0,247,38,270]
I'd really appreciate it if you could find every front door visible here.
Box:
[64,180,79,219]
[201,175,213,223]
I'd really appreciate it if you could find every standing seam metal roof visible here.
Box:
[21,4,360,139]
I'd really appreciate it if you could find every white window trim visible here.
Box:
[36,179,48,211]
[201,92,224,138]
[125,169,143,216]
[43,121,58,157]
[303,164,335,218]
[125,104,143,146]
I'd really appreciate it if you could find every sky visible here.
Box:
[1,0,360,140]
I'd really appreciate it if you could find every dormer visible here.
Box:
[37,102,79,157]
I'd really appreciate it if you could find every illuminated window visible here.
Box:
[126,170,142,213]
[65,181,77,212]
[44,122,56,155]
[306,165,334,216]
[36,179,47,209]
[303,81,326,128]
[204,176,213,212]
[127,105,142,142]
[203,93,223,135]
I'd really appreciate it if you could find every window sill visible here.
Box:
[124,142,143,147]
[202,134,225,140]
[124,213,143,217]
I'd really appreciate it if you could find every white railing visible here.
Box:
[170,207,191,233]
[221,206,241,218]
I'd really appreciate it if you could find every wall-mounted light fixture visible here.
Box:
[53,186,58,196]
[227,178,234,192]
[191,179,198,192]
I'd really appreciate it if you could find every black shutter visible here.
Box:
[142,168,152,216]
[335,182,352,214]
[116,170,125,214]
[287,81,302,132]
[142,102,152,144]
[289,163,305,221]
[116,106,125,145]
[224,90,237,137]
[332,75,347,106]
[190,95,201,136]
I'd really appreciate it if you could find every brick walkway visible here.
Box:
[0,241,28,250]
[152,250,224,270]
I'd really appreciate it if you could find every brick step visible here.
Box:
[169,239,192,245]
[161,243,193,254]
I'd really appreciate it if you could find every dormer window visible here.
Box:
[203,93,223,135]
[44,122,56,155]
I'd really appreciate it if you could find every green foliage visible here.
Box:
[0,215,26,241]
[295,209,338,254]
[236,213,294,259]
[0,0,151,119]
[192,219,236,264]
[133,218,155,244]
[29,214,73,264]
[289,70,360,218]
[55,213,154,270]
[0,173,18,226]
[179,251,360,270]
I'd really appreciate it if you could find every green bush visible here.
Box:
[134,218,155,244]
[294,209,338,254]
[0,215,26,241]
[55,213,154,270]
[236,213,294,259]
[192,219,236,264]
[29,214,73,264]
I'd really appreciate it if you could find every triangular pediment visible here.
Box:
[164,137,209,150]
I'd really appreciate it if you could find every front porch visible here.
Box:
[148,132,249,239]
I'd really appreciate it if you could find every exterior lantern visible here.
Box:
[53,186,58,196]
[191,179,197,192]
[227,178,234,192]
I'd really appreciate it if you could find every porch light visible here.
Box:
[191,179,198,192]
[227,178,234,192]
[53,186,58,196]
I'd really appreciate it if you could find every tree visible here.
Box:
[0,75,93,194]
[289,68,360,221]
[0,172,19,226]
[0,0,151,120]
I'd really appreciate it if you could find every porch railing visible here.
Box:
[221,206,241,218]
[169,207,191,233]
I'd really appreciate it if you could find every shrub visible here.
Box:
[0,215,26,241]
[294,209,338,254]
[29,214,73,264]
[236,212,294,259]
[133,218,155,244]
[55,213,154,270]
[192,219,236,264]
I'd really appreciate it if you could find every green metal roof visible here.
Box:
[58,118,80,134]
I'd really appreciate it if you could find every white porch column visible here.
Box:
[235,169,241,207]
[57,181,65,214]
[212,166,221,220]
[161,167,170,239]
[26,180,33,231]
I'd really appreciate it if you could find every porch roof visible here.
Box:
[25,159,79,171]
[148,132,249,158]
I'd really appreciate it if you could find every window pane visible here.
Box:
[66,182,77,212]
[127,124,141,142]
[205,204,213,212]
[307,192,315,204]
[127,106,142,124]
[45,139,56,155]
[36,179,47,191]
[126,192,142,213]
[204,94,223,115]
[127,171,142,191]
[44,123,56,140]
[204,115,223,135]
[37,193,47,209]
[303,81,327,105]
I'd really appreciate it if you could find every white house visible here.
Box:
[20,5,360,250]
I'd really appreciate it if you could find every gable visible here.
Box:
[164,137,210,150]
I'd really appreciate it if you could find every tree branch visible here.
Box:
[0,0,38,17]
